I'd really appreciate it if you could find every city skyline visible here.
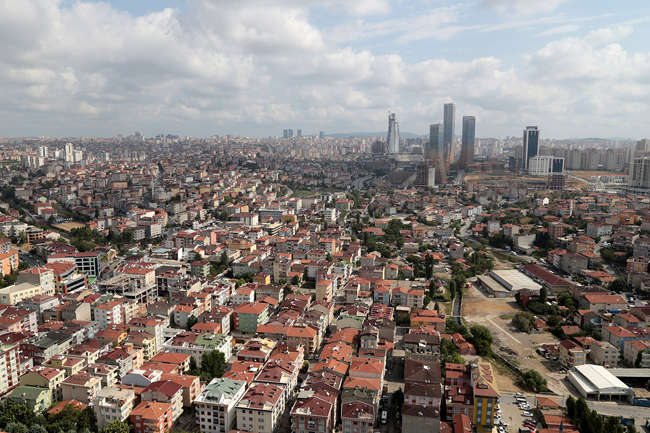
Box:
[0,1,649,139]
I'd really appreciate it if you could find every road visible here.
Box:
[353,175,373,191]
[19,252,42,268]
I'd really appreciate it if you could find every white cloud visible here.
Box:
[583,25,634,45]
[482,0,567,16]
[535,24,578,37]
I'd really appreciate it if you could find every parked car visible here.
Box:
[523,411,533,417]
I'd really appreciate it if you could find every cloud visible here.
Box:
[535,24,578,37]
[0,0,647,139]
[482,0,568,16]
[583,25,634,45]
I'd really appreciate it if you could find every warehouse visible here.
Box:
[477,275,512,298]
[488,270,541,293]
[568,364,634,401]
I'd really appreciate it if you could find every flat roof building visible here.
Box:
[567,364,634,401]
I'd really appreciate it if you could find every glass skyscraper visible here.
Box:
[443,103,455,169]
[458,116,476,169]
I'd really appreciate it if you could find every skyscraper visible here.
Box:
[387,112,401,154]
[443,103,455,169]
[283,129,289,139]
[319,131,325,139]
[457,116,475,170]
[523,126,539,170]
[297,130,302,138]
[429,123,446,184]
[64,142,74,162]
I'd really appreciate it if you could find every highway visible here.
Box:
[353,175,373,190]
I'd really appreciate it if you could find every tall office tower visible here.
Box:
[523,126,539,170]
[38,146,47,158]
[636,139,650,153]
[288,129,294,138]
[630,157,650,188]
[443,103,455,169]
[283,129,289,139]
[319,131,325,139]
[64,142,74,162]
[429,123,446,183]
[457,116,475,169]
[386,112,401,154]
[297,130,302,138]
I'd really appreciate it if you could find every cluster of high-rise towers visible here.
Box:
[428,103,475,183]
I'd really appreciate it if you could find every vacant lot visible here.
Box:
[54,222,86,231]
[462,283,564,394]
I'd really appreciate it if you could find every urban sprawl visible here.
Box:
[1,112,650,433]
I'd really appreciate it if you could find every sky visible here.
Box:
[0,0,649,140]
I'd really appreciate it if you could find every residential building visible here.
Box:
[236,382,286,433]
[20,366,66,402]
[94,387,136,430]
[61,372,102,404]
[194,378,248,433]
[559,339,587,368]
[233,302,270,334]
[130,401,173,433]
[141,380,184,422]
[589,341,619,368]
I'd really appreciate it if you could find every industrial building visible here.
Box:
[567,364,634,401]
[488,270,541,293]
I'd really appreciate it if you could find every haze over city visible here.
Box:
[1,0,649,139]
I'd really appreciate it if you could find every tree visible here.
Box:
[521,370,548,391]
[539,286,548,304]
[566,395,576,420]
[627,424,638,433]
[546,315,562,327]
[189,356,198,372]
[423,295,432,307]
[512,312,536,332]
[201,350,227,380]
[291,275,301,285]
[604,417,625,433]
[468,325,493,356]
[100,421,130,433]
[326,253,332,262]
[448,280,457,300]
[186,315,198,331]
[575,397,589,429]
[609,278,627,293]
[434,302,440,313]
[301,361,310,373]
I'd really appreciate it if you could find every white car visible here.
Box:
[522,411,533,417]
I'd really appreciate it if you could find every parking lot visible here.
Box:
[498,393,539,433]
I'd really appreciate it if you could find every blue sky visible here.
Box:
[1,0,649,139]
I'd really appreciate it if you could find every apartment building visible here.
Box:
[236,383,286,433]
[130,401,173,433]
[61,373,102,404]
[20,366,66,402]
[141,380,184,422]
[94,387,136,430]
[0,342,20,396]
[194,378,248,433]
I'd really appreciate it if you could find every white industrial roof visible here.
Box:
[572,365,631,393]
[489,270,541,292]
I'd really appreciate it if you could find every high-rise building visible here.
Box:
[319,131,325,139]
[636,139,650,153]
[630,157,650,189]
[429,123,445,184]
[38,146,47,158]
[457,116,475,170]
[387,112,401,154]
[64,143,74,162]
[523,126,539,170]
[528,156,564,176]
[288,129,294,138]
[297,130,302,138]
[283,129,289,139]
[443,103,455,170]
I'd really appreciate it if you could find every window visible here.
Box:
[454,408,460,414]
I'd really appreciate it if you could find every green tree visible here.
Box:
[609,278,627,292]
[604,417,624,433]
[423,295,432,307]
[391,388,404,407]
[301,361,310,373]
[512,312,536,332]
[326,253,332,262]
[291,275,300,285]
[186,315,198,331]
[201,350,227,380]
[521,370,548,391]
[448,280,457,300]
[100,420,130,433]
[468,325,493,356]
[434,302,440,313]
[575,397,589,429]
[539,286,548,303]
[566,395,576,420]
[627,423,638,433]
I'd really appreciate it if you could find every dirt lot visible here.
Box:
[54,222,87,231]
[462,282,565,394]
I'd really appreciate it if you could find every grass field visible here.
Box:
[54,222,86,232]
